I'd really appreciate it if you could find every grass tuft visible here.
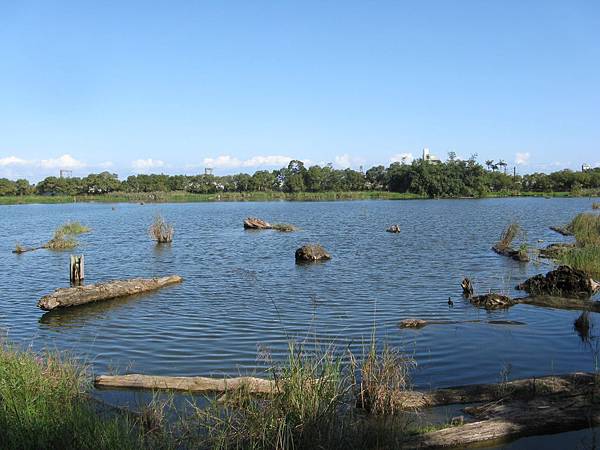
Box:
[271,223,298,232]
[495,222,521,250]
[57,221,91,235]
[149,215,174,243]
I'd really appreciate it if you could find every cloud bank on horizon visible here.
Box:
[1,150,596,182]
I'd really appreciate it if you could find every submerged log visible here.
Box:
[550,225,573,236]
[243,217,272,230]
[95,374,277,394]
[38,275,183,311]
[491,245,529,262]
[518,295,600,312]
[516,265,600,298]
[399,318,526,329]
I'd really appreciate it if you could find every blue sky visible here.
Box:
[1,0,599,180]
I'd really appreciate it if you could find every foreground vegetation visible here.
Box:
[1,340,431,450]
[0,343,144,450]
[1,156,600,203]
[559,213,600,278]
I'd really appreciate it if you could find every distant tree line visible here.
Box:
[1,155,600,198]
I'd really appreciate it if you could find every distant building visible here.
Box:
[422,148,441,164]
[204,168,214,175]
[582,163,592,172]
[59,169,73,178]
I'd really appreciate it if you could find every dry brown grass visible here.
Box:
[354,344,416,415]
[149,214,174,243]
[495,222,521,250]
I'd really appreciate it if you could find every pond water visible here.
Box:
[1,197,599,392]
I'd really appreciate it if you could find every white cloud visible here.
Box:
[0,156,31,166]
[515,152,530,165]
[333,154,365,169]
[202,154,293,169]
[389,153,414,164]
[40,154,86,169]
[131,159,165,171]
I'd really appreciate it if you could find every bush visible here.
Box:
[149,215,174,243]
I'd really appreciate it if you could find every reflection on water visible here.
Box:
[1,197,600,391]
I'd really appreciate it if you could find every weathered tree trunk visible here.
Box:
[38,275,183,311]
[70,255,84,283]
[95,374,277,394]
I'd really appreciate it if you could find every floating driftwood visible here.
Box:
[38,275,183,311]
[399,318,525,329]
[516,265,600,298]
[95,374,276,394]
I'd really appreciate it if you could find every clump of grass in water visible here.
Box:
[44,230,78,250]
[0,342,145,450]
[149,214,174,243]
[495,222,521,251]
[271,223,298,232]
[57,221,91,235]
[567,213,600,247]
[593,202,600,210]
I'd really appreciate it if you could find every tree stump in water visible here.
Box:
[386,224,401,233]
[70,255,84,283]
[461,277,474,298]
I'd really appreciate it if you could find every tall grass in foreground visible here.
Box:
[0,343,144,450]
[1,340,419,449]
[187,342,417,450]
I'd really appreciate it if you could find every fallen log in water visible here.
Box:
[397,372,594,409]
[401,372,599,449]
[95,374,277,394]
[518,295,600,312]
[399,319,526,329]
[38,275,183,311]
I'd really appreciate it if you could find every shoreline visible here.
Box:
[1,190,598,206]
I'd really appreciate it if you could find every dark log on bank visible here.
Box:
[243,217,272,230]
[295,244,331,263]
[95,374,277,394]
[516,265,600,298]
[38,275,183,311]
